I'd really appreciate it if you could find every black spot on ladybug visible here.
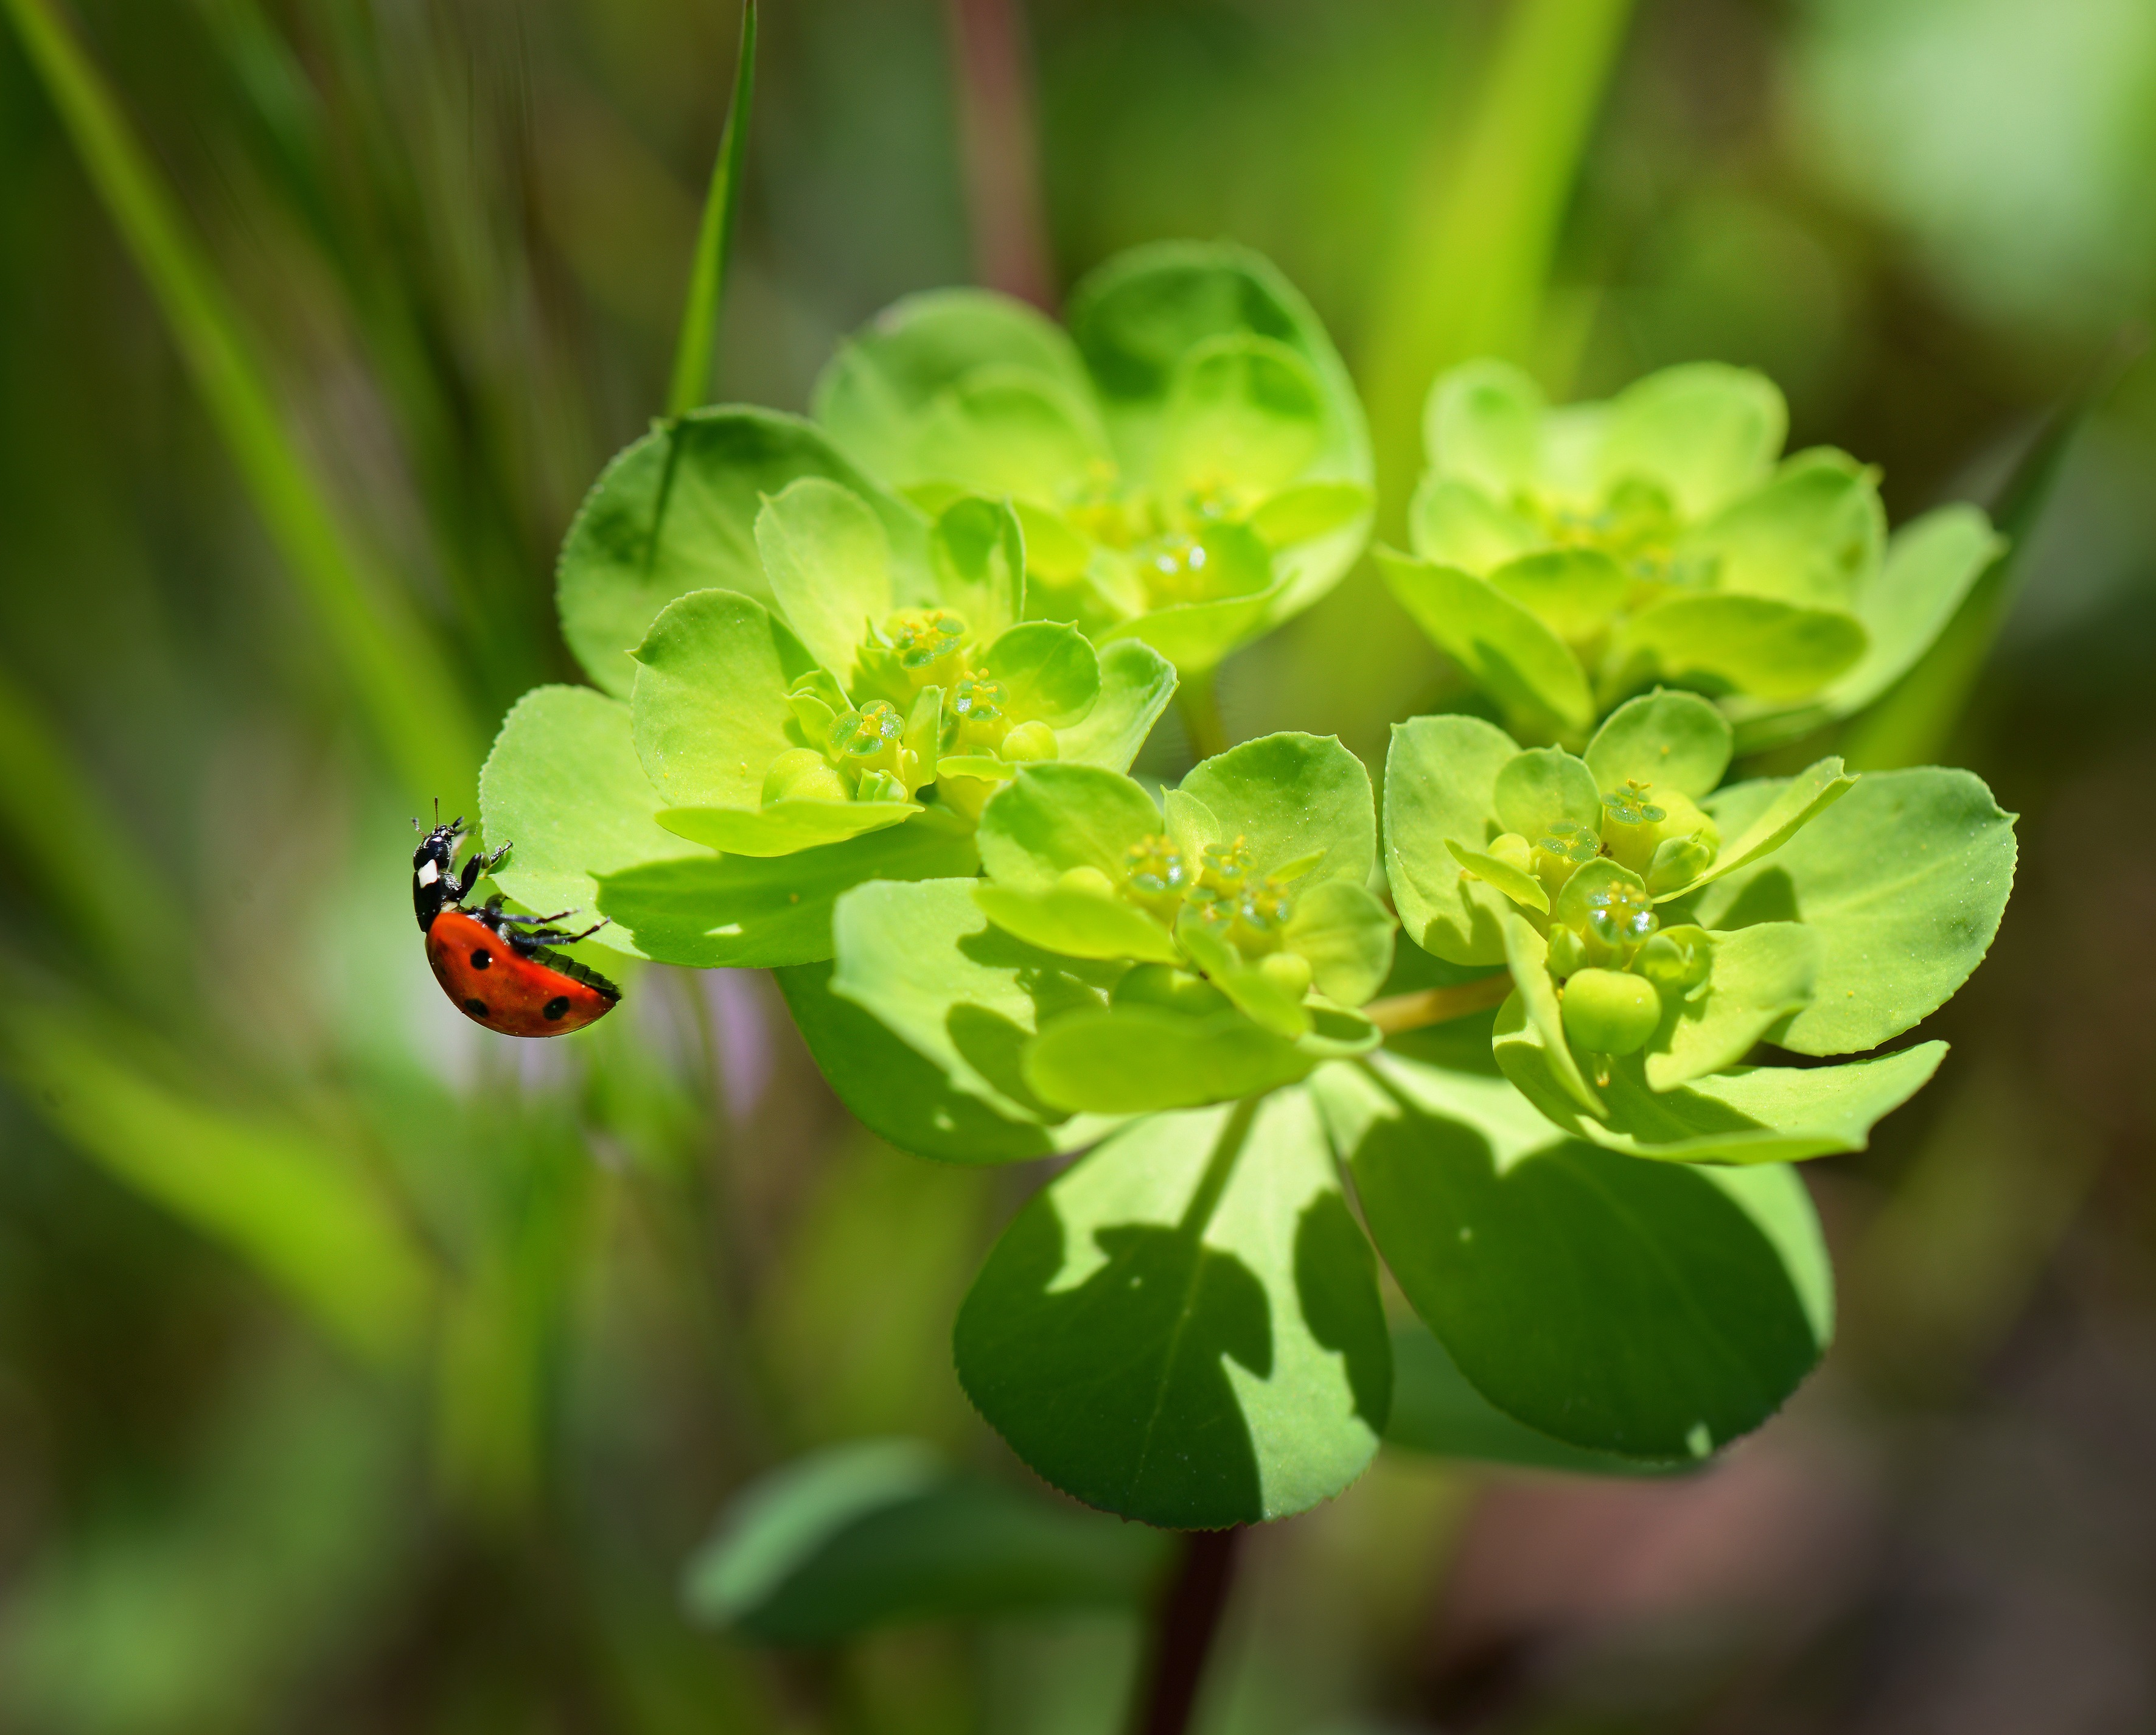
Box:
[542,996,571,1022]
[463,998,489,1018]
[469,948,492,970]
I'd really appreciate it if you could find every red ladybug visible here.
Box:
[413,813,619,1036]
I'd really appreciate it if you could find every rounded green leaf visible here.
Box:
[1695,767,2017,1056]
[1407,475,1540,573]
[1644,921,1818,1091]
[1608,592,1868,704]
[1493,745,1600,840]
[1734,504,2006,750]
[1248,481,1372,548]
[823,878,1127,1157]
[1379,551,1593,744]
[682,1439,1167,1643]
[982,621,1100,729]
[1055,640,1178,772]
[1022,1004,1317,1113]
[1495,994,1947,1164]
[754,478,894,687]
[629,590,823,808]
[1284,879,1398,1007]
[478,685,708,960]
[1381,713,1518,966]
[1487,548,1629,643]
[954,1092,1390,1526]
[1156,333,1326,498]
[1673,449,1884,610]
[1067,241,1369,484]
[973,882,1180,966]
[812,288,1101,486]
[1175,731,1376,888]
[1422,359,1546,497]
[599,817,979,968]
[1386,1324,1686,1476]
[929,495,1026,640]
[560,408,927,698]
[1318,1056,1830,1460]
[1597,362,1788,519]
[977,764,1163,890]
[1585,688,1733,800]
[656,798,918,857]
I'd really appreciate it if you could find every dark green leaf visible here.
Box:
[560,408,927,697]
[682,1439,1164,1643]
[955,1091,1390,1526]
[1318,1056,1830,1459]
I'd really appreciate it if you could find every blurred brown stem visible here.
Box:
[1366,972,1513,1035]
[1129,1527,1242,1735]
[943,0,1056,309]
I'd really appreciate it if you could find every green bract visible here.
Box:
[813,243,1374,674]
[483,473,1173,968]
[470,305,2019,1537]
[823,731,1395,1131]
[1383,689,2016,1160]
[1386,359,2002,747]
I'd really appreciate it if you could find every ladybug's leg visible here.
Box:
[456,840,511,902]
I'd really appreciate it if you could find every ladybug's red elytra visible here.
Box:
[413,812,619,1037]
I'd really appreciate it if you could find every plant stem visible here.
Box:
[1,0,480,805]
[1176,666,1230,763]
[942,0,1056,310]
[1129,1526,1243,1735]
[1364,972,1513,1035]
[666,0,758,417]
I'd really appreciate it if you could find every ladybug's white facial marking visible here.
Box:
[416,859,441,887]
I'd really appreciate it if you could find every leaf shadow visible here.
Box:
[955,1192,1271,1527]
[1350,1076,1822,1458]
[1293,1191,1392,1432]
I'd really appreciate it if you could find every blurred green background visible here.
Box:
[1,0,2153,1730]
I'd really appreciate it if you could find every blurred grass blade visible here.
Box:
[1,0,481,803]
[1361,0,1636,533]
[666,0,758,417]
[0,990,436,1369]
[0,666,184,988]
[1843,337,2143,770]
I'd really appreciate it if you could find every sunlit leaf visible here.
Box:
[955,1091,1390,1526]
[1695,767,2016,1055]
[1378,551,1592,742]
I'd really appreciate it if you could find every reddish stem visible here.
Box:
[942,0,1056,309]
[1131,1527,1243,1735]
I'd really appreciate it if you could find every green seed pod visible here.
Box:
[1487,832,1533,874]
[1112,963,1232,1018]
[1002,720,1059,763]
[1546,925,1589,979]
[1056,865,1117,899]
[1560,968,1662,1056]
[762,748,850,806]
[1647,830,1715,896]
[1258,949,1313,1001]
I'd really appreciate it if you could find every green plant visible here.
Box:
[484,254,2017,1546]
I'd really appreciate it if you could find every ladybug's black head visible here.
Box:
[413,815,467,931]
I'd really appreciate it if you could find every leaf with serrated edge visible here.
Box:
[954,1090,1388,1526]
[1644,921,1816,1092]
[1585,688,1732,800]
[1314,1055,1829,1459]
[1695,767,2016,1055]
[1382,714,1518,966]
[1658,756,1854,902]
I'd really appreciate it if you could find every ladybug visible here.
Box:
[413,812,620,1036]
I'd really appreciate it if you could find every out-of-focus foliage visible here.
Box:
[0,0,2152,1732]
